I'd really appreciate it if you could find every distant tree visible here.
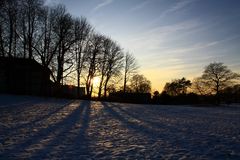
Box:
[123,52,138,93]
[130,74,151,93]
[222,84,240,103]
[200,62,240,103]
[192,77,212,95]
[106,83,116,93]
[163,77,191,96]
[153,90,160,97]
[223,84,240,94]
[152,90,160,103]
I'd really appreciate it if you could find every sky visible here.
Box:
[45,0,240,91]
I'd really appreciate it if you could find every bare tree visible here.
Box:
[192,77,212,95]
[96,37,124,98]
[0,0,7,57]
[33,6,56,67]
[102,39,124,98]
[0,0,4,56]
[163,77,191,96]
[73,17,92,97]
[97,36,110,98]
[130,74,151,93]
[0,23,4,56]
[123,52,138,93]
[200,62,240,103]
[0,0,19,57]
[51,5,75,85]
[0,0,144,99]
[20,0,44,59]
[85,33,104,97]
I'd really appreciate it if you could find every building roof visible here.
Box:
[0,56,51,73]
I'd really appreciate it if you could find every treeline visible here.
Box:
[0,0,151,98]
[153,62,240,105]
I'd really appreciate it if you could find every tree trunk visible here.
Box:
[216,82,220,105]
[104,77,110,98]
[77,51,82,97]
[98,74,105,98]
[0,26,5,57]
[123,70,127,93]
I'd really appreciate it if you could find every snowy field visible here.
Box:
[0,95,240,159]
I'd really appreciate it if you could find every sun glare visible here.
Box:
[93,77,100,87]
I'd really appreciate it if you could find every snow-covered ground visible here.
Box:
[0,95,239,159]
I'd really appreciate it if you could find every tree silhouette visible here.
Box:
[163,77,191,96]
[97,36,109,98]
[192,77,212,95]
[0,0,18,57]
[52,5,75,85]
[153,91,160,97]
[21,0,44,59]
[85,33,104,97]
[73,17,92,97]
[200,62,240,104]
[0,0,148,99]
[102,39,123,98]
[130,74,151,93]
[123,53,138,93]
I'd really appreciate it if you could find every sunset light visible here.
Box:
[45,0,240,91]
[1,0,240,159]
[92,77,100,88]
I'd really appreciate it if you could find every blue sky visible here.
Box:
[46,0,240,91]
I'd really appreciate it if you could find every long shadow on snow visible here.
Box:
[0,100,73,141]
[102,102,160,138]
[101,102,237,159]
[102,102,186,145]
[114,104,190,133]
[0,100,92,159]
[29,100,92,159]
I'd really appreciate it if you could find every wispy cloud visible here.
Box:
[123,19,240,60]
[147,0,198,26]
[120,18,240,84]
[165,0,196,15]
[44,0,60,6]
[130,0,151,12]
[121,20,200,54]
[146,20,199,35]
[93,0,114,12]
[162,35,240,55]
